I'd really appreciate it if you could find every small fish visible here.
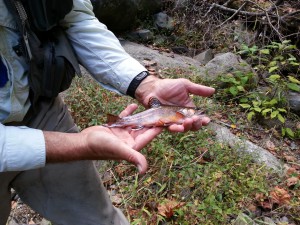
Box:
[103,97,205,129]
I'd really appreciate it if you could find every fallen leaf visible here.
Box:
[111,194,123,205]
[247,203,257,212]
[286,177,299,187]
[260,200,273,210]
[265,140,276,151]
[157,199,185,218]
[255,193,273,210]
[11,201,17,209]
[270,187,291,205]
[284,155,297,162]
[286,167,297,176]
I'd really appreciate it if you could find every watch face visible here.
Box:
[136,71,148,80]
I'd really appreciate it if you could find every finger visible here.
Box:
[184,79,215,97]
[123,147,148,174]
[167,116,211,132]
[200,116,211,126]
[109,140,149,174]
[189,116,203,131]
[119,104,139,117]
[133,127,163,150]
[168,124,185,132]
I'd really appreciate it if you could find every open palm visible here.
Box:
[81,104,162,174]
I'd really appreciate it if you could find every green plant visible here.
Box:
[233,41,300,138]
[219,71,254,97]
[240,98,287,123]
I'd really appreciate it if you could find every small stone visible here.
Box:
[263,217,276,225]
[233,213,256,225]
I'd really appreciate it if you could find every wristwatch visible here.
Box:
[126,71,149,98]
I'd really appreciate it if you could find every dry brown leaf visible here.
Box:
[270,187,291,205]
[11,201,17,209]
[265,140,276,151]
[247,203,257,212]
[157,199,185,218]
[286,177,299,187]
[255,193,273,210]
[286,167,298,176]
[284,155,297,162]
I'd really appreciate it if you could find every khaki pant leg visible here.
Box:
[1,96,129,225]
[0,172,19,225]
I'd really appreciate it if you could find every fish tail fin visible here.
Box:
[106,114,120,124]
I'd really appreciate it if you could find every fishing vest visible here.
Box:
[4,0,81,105]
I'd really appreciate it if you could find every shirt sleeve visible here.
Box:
[60,0,147,94]
[0,123,46,172]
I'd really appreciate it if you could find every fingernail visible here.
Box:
[137,165,142,173]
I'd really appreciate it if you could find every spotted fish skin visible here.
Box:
[103,97,205,129]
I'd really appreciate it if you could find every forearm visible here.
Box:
[44,131,87,163]
[61,0,146,94]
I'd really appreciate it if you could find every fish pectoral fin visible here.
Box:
[175,111,186,119]
[148,97,161,108]
[106,114,120,124]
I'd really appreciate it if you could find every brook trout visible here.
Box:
[103,97,205,129]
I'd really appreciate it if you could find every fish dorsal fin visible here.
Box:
[148,97,161,108]
[106,114,120,123]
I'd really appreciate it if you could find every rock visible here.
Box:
[128,29,154,42]
[234,20,256,47]
[288,91,300,115]
[208,122,284,174]
[91,0,162,32]
[204,52,256,81]
[153,12,175,31]
[137,0,162,19]
[92,0,138,31]
[279,216,289,223]
[263,217,276,225]
[233,213,256,225]
[193,49,214,65]
[171,46,189,55]
[120,40,203,73]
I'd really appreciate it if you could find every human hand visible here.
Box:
[80,104,162,174]
[135,76,215,132]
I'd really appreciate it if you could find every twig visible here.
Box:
[223,0,234,7]
[283,32,300,39]
[282,10,300,20]
[207,3,268,17]
[264,6,284,41]
[217,1,249,27]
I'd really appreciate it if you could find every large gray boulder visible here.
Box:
[91,0,162,32]
[204,52,256,81]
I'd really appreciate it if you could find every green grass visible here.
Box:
[63,74,299,225]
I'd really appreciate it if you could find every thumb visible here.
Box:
[113,141,148,174]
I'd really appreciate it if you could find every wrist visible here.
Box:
[126,71,149,98]
[135,75,160,107]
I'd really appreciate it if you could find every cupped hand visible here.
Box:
[135,76,215,132]
[81,104,162,174]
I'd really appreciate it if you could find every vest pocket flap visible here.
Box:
[53,28,81,76]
